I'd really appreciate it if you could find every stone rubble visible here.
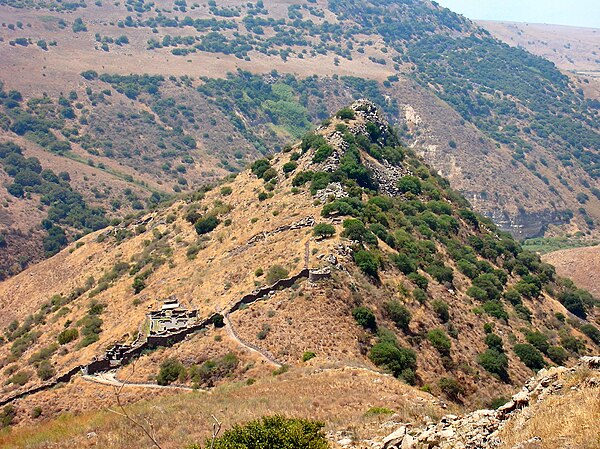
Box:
[375,356,600,449]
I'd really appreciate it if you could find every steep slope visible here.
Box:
[380,356,600,449]
[0,102,598,436]
[542,245,600,300]
[0,0,599,277]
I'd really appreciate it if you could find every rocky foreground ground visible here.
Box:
[333,356,600,449]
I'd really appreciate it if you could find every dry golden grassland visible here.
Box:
[497,367,600,449]
[0,364,444,449]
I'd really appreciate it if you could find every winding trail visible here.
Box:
[82,371,197,391]
[224,314,283,368]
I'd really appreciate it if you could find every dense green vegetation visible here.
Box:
[408,36,600,178]
[0,141,108,266]
[189,416,329,449]
[291,111,598,386]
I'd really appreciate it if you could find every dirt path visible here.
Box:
[82,371,197,391]
[224,314,282,368]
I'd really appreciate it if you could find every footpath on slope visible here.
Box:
[0,267,329,403]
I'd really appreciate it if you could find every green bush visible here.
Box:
[336,107,355,120]
[0,405,15,428]
[57,328,78,345]
[204,416,329,449]
[282,161,298,173]
[525,331,550,354]
[413,288,427,303]
[312,144,333,163]
[477,349,509,381]
[438,377,464,401]
[195,215,220,235]
[397,176,422,195]
[427,328,451,355]
[369,341,417,381]
[313,223,335,238]
[485,333,504,352]
[251,159,271,179]
[352,306,377,331]
[513,343,546,371]
[407,272,428,290]
[482,301,508,321]
[546,346,568,365]
[580,324,600,345]
[36,360,55,380]
[432,300,449,323]
[157,358,185,385]
[354,250,378,277]
[132,276,146,294]
[383,301,411,331]
[7,370,31,386]
[266,265,289,284]
[302,351,316,362]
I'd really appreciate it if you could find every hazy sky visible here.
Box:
[435,0,600,28]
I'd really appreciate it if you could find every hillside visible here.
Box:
[542,245,600,300]
[0,102,598,444]
[480,21,600,103]
[0,0,599,279]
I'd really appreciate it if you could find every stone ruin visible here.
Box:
[148,298,198,336]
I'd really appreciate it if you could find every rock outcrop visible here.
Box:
[381,357,600,449]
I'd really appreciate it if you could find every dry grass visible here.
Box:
[496,369,600,449]
[0,365,443,449]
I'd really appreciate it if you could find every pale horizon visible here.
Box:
[435,0,600,29]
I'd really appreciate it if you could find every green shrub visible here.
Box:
[432,300,449,323]
[212,314,225,328]
[194,215,220,235]
[302,351,316,362]
[313,223,335,238]
[283,161,298,173]
[397,176,422,195]
[392,253,417,275]
[220,186,232,196]
[342,219,377,245]
[251,159,271,179]
[482,301,509,321]
[425,262,453,284]
[546,346,568,365]
[477,349,509,381]
[157,358,185,385]
[427,328,451,355]
[354,250,378,277]
[0,405,15,428]
[413,288,427,303]
[132,276,146,294]
[364,407,394,417]
[525,331,550,354]
[36,360,55,380]
[580,324,600,345]
[352,306,377,331]
[369,341,417,381]
[489,397,509,410]
[513,344,546,371]
[207,416,329,449]
[407,272,428,290]
[485,333,504,352]
[383,301,411,331]
[312,144,333,163]
[336,107,355,120]
[272,365,289,376]
[7,370,31,386]
[266,265,289,284]
[438,377,464,401]
[57,328,78,345]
